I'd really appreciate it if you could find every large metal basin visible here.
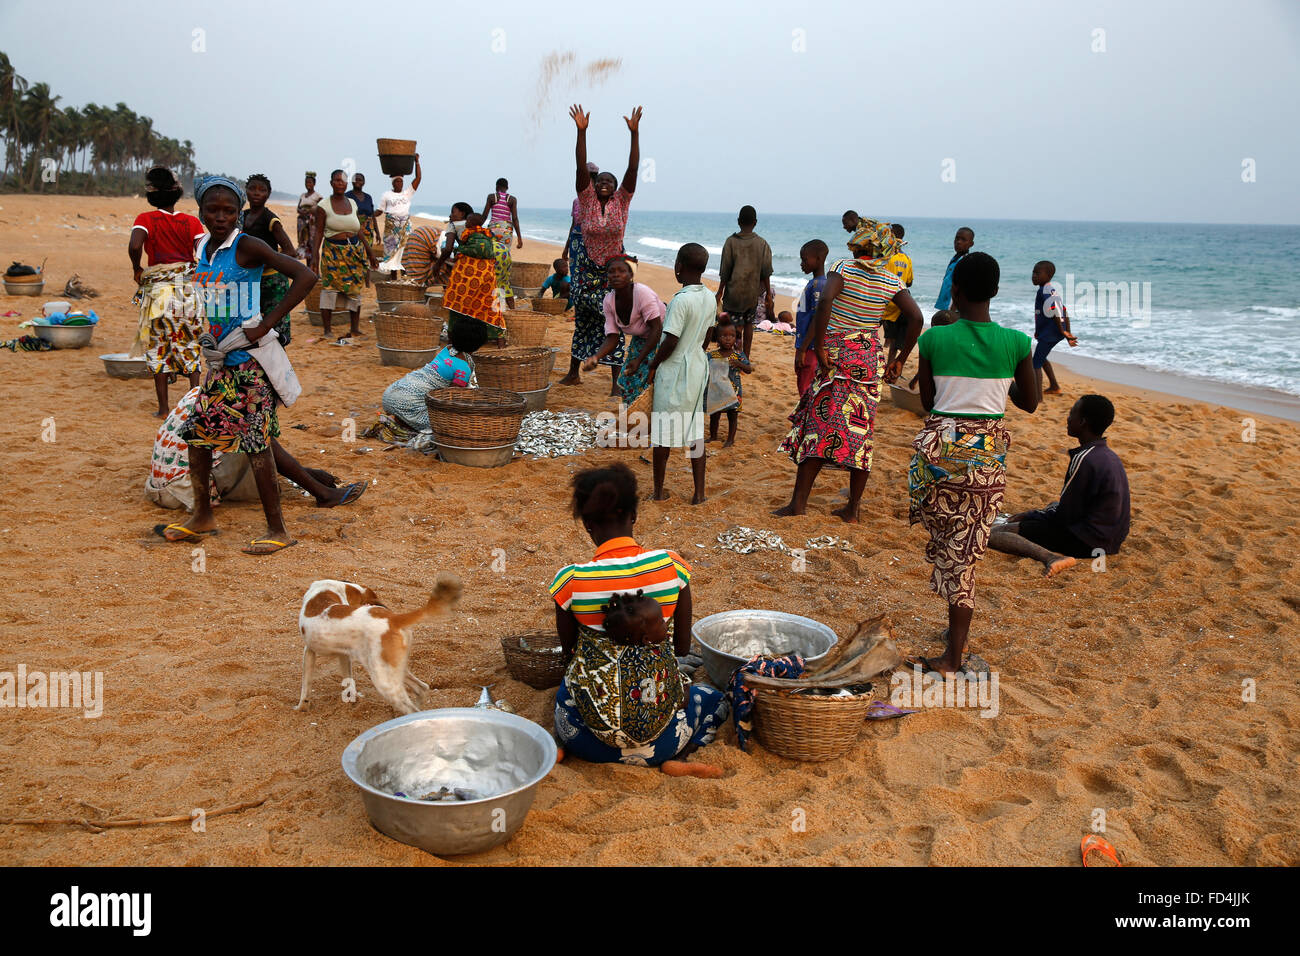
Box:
[341,708,556,857]
[692,610,838,686]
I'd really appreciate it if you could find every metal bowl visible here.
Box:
[378,345,438,368]
[517,384,550,413]
[889,383,926,416]
[3,279,44,296]
[692,610,838,687]
[341,708,556,856]
[32,322,94,349]
[100,353,151,379]
[435,440,516,468]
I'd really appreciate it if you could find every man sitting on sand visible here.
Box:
[989,394,1130,576]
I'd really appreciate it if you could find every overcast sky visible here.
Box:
[4,0,1298,224]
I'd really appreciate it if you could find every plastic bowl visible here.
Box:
[341,708,556,856]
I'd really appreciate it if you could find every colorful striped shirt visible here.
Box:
[550,537,691,631]
[919,318,1032,419]
[827,258,904,335]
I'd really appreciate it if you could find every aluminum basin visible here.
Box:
[342,708,556,857]
[692,610,838,686]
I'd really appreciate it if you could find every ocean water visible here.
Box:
[412,204,1300,396]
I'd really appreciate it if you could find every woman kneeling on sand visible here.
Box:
[549,464,728,776]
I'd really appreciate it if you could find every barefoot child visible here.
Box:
[707,319,751,447]
[715,205,773,358]
[794,239,828,397]
[880,222,915,370]
[989,394,1129,575]
[540,257,571,305]
[128,166,206,417]
[163,175,318,556]
[648,243,714,504]
[1032,259,1077,395]
[550,463,728,776]
[908,252,1039,674]
[382,315,488,432]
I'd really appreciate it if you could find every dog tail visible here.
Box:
[384,573,463,632]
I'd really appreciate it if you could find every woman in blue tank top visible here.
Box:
[172,176,318,556]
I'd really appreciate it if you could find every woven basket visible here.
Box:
[304,285,321,312]
[751,687,875,762]
[425,387,526,448]
[425,294,444,319]
[376,137,417,155]
[504,310,549,348]
[392,301,429,318]
[512,261,551,288]
[473,347,551,392]
[501,632,570,689]
[376,280,425,302]
[532,297,567,315]
[374,313,442,350]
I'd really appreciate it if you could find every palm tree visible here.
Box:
[21,82,62,190]
[0,53,27,183]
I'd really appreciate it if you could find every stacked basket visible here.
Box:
[376,279,425,314]
[532,297,567,315]
[376,138,417,177]
[503,308,549,348]
[3,270,44,296]
[473,346,551,412]
[511,261,551,297]
[425,388,526,468]
[304,284,322,326]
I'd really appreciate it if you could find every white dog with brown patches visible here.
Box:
[295,573,462,714]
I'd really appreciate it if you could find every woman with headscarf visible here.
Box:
[557,104,642,394]
[581,254,663,407]
[313,169,380,341]
[378,156,422,272]
[162,175,318,555]
[296,172,321,262]
[774,217,924,523]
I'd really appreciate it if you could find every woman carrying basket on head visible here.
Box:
[557,104,641,396]
[378,155,422,274]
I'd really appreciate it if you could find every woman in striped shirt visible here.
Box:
[549,463,728,776]
[775,218,924,522]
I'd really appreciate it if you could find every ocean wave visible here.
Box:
[1238,305,1300,319]
[637,236,724,256]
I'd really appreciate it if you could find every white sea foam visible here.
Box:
[637,236,724,256]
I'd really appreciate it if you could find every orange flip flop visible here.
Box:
[1081,834,1121,867]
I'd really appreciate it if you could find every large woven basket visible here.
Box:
[376,138,417,176]
[751,687,875,762]
[373,312,442,350]
[473,347,551,392]
[504,310,549,348]
[532,297,567,315]
[304,285,321,312]
[425,387,526,448]
[375,280,425,302]
[511,261,551,288]
[501,632,570,689]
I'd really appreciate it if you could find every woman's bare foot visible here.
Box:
[556,373,580,386]
[1044,556,1077,577]
[153,410,167,419]
[830,503,860,524]
[650,489,672,501]
[660,760,723,779]
[721,438,734,448]
[771,503,803,517]
[691,492,707,505]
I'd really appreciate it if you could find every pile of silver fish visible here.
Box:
[514,411,600,458]
[716,527,858,555]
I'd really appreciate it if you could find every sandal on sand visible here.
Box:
[1081,834,1121,867]
[243,538,296,556]
[318,481,367,508]
[153,523,216,543]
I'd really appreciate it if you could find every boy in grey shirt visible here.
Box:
[715,205,773,357]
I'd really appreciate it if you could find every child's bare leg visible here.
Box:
[989,527,1076,577]
[831,467,869,523]
[707,411,721,441]
[723,409,738,447]
[773,458,823,516]
[244,449,295,554]
[651,446,671,500]
[689,440,706,505]
[1043,360,1060,391]
[742,321,753,358]
[152,372,170,417]
[179,445,218,536]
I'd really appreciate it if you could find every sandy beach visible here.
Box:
[0,194,1296,866]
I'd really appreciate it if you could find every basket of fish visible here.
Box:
[501,632,570,689]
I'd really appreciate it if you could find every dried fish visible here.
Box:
[805,534,856,553]
[716,526,792,555]
[514,411,600,458]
